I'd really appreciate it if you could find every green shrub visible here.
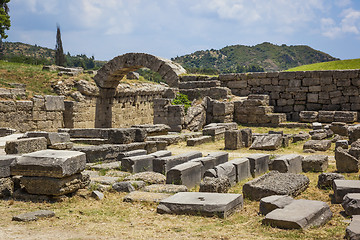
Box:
[171,93,192,113]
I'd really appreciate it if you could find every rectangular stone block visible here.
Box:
[149,150,172,159]
[166,161,202,188]
[269,154,303,174]
[263,199,332,229]
[117,149,147,160]
[20,172,89,196]
[121,155,154,173]
[214,162,237,186]
[11,149,86,178]
[240,128,252,147]
[45,95,65,111]
[153,151,202,174]
[230,158,251,182]
[23,131,70,146]
[5,137,47,154]
[247,154,270,178]
[187,136,212,146]
[224,130,242,150]
[190,156,217,177]
[334,111,357,123]
[157,192,243,218]
[302,155,328,172]
[0,155,17,178]
[333,180,360,203]
[207,152,228,166]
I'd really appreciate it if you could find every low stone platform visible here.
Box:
[123,191,171,203]
[157,192,243,218]
[263,199,332,229]
[243,171,310,200]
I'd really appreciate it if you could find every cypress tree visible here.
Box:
[55,24,66,66]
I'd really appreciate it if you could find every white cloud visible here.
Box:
[321,8,360,38]
[22,0,58,14]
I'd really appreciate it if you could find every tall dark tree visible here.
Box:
[0,0,11,60]
[55,24,66,66]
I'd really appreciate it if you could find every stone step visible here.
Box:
[186,136,212,146]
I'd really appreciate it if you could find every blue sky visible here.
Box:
[5,0,360,61]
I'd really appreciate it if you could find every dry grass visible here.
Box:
[0,126,357,239]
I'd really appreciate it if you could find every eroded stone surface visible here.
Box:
[342,193,360,216]
[12,210,55,222]
[123,191,171,203]
[11,149,86,178]
[263,199,332,229]
[317,172,345,189]
[333,180,360,203]
[124,172,166,185]
[143,184,188,193]
[302,155,328,172]
[259,195,294,215]
[243,171,309,200]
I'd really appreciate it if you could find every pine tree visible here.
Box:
[55,24,66,66]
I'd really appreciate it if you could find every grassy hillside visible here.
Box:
[286,58,360,71]
[173,42,338,73]
[2,42,106,69]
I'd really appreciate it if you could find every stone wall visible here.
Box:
[65,86,164,129]
[0,95,65,132]
[218,70,360,120]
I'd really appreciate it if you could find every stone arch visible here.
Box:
[94,52,186,89]
[94,53,186,128]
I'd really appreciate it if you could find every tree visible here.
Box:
[0,0,10,60]
[55,24,66,66]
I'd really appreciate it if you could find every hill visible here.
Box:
[1,42,106,69]
[172,42,338,73]
[286,58,360,71]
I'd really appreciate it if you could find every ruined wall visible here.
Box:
[65,85,165,129]
[219,70,360,120]
[0,95,65,132]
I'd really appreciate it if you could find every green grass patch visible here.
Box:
[286,58,360,71]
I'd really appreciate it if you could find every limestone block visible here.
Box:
[124,171,166,185]
[23,131,70,146]
[187,136,212,146]
[230,158,251,182]
[149,150,172,159]
[243,171,309,200]
[166,161,202,188]
[121,155,154,173]
[334,111,358,123]
[263,199,332,229]
[259,195,294,215]
[302,155,328,172]
[303,140,332,152]
[5,137,47,154]
[299,111,318,123]
[335,147,359,173]
[112,182,135,192]
[206,152,228,166]
[349,124,360,144]
[269,154,303,174]
[317,172,345,189]
[45,95,65,111]
[240,128,252,147]
[224,130,242,150]
[20,172,90,196]
[334,180,360,203]
[210,162,237,186]
[342,193,360,216]
[199,177,231,193]
[11,149,86,178]
[247,153,270,178]
[212,101,234,116]
[16,101,33,111]
[345,215,360,240]
[153,151,202,174]
[157,192,243,218]
[0,155,16,178]
[143,184,188,193]
[190,157,216,177]
[250,134,282,150]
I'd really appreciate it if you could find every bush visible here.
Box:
[171,93,192,113]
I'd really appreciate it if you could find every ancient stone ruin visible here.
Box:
[0,53,360,238]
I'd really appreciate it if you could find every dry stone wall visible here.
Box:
[0,96,64,132]
[219,70,360,121]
